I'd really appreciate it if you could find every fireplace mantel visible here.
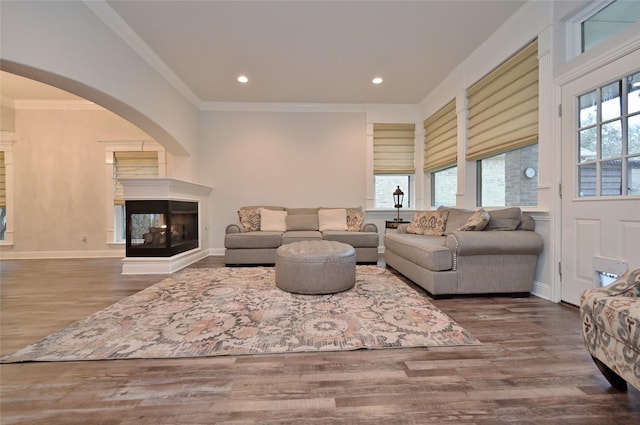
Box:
[119,178,212,201]
[120,178,212,275]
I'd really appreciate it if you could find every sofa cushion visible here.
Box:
[282,231,323,244]
[485,207,522,231]
[438,207,474,235]
[458,208,490,231]
[407,211,448,236]
[286,207,319,215]
[286,214,319,231]
[260,208,287,232]
[384,233,452,271]
[518,215,536,231]
[225,232,283,249]
[346,208,364,231]
[322,230,378,248]
[318,208,348,231]
[238,208,261,232]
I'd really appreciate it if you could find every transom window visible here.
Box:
[581,0,640,53]
[577,71,640,197]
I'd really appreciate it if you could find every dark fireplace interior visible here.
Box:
[126,200,199,257]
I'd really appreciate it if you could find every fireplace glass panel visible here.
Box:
[126,200,198,257]
[131,213,166,248]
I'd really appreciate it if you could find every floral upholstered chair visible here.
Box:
[580,268,640,392]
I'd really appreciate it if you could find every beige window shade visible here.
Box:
[0,152,5,208]
[424,100,457,172]
[467,39,538,161]
[113,151,158,206]
[373,123,416,174]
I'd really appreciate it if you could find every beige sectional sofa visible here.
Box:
[384,207,544,298]
[225,206,379,265]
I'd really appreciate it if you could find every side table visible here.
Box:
[385,220,410,233]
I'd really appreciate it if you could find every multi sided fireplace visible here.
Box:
[125,200,199,257]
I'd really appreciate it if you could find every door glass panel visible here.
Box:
[576,70,640,197]
[628,156,640,195]
[629,114,640,154]
[601,81,621,120]
[629,72,640,114]
[601,119,622,159]
[578,163,597,197]
[601,159,622,196]
[579,127,597,162]
[579,90,597,127]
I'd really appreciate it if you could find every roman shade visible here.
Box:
[0,151,5,208]
[467,39,538,160]
[424,100,457,172]
[113,151,158,206]
[373,123,416,174]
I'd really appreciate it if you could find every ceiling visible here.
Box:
[2,0,527,105]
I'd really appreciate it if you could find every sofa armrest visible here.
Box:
[582,268,640,301]
[226,222,245,234]
[361,222,378,233]
[445,230,543,256]
[397,223,409,234]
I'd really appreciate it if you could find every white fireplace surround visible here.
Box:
[119,178,212,275]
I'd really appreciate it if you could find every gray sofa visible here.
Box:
[225,206,379,265]
[384,207,544,298]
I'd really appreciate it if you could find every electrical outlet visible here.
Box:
[81,235,87,242]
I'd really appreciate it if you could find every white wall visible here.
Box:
[5,104,150,257]
[199,110,367,254]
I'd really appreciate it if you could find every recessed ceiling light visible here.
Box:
[372,77,384,85]
[237,75,249,83]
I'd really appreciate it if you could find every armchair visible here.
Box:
[580,268,640,391]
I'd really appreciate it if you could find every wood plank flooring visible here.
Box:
[1,257,638,424]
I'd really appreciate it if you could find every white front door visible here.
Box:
[560,49,640,306]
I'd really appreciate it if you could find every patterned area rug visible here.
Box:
[1,266,480,363]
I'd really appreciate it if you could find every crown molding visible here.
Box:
[201,102,368,113]
[83,0,202,109]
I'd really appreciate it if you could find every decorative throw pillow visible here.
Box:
[238,208,260,232]
[458,208,490,231]
[484,207,522,231]
[318,208,348,231]
[346,209,364,231]
[406,211,448,236]
[286,214,319,231]
[438,206,474,235]
[259,208,287,232]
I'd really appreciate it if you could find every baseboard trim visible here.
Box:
[0,249,124,260]
[531,279,552,301]
[122,249,209,275]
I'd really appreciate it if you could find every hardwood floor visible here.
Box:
[1,257,638,424]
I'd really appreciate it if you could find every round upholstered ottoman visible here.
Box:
[275,240,356,294]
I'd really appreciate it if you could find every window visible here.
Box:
[424,100,457,207]
[576,71,640,197]
[468,39,539,207]
[582,0,640,53]
[477,144,538,207]
[375,175,410,209]
[373,123,415,208]
[113,151,159,242]
[431,166,457,207]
